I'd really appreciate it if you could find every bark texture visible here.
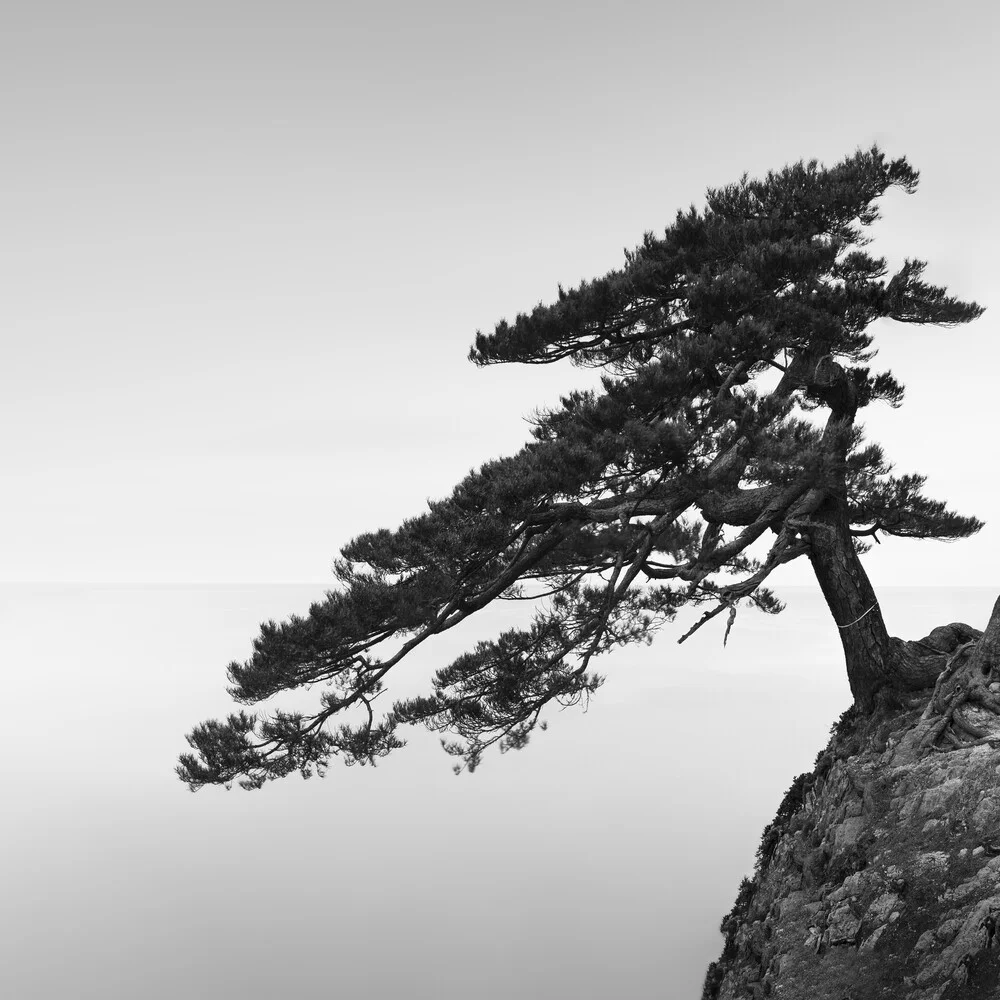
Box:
[804,491,988,708]
[806,497,897,707]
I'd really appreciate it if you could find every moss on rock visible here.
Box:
[705,693,1000,999]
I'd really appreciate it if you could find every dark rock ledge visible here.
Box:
[704,665,1000,999]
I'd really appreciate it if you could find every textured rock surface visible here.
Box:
[704,702,1000,999]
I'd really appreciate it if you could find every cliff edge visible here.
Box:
[704,635,1000,999]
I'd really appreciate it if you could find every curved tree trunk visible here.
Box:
[808,496,995,708]
[968,594,1000,674]
[800,361,965,708]
[806,495,899,707]
[706,357,984,710]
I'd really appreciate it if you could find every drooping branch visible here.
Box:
[180,146,985,790]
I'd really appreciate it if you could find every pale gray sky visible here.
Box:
[2,0,996,586]
[2,2,999,997]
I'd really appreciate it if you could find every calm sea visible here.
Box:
[1,584,995,998]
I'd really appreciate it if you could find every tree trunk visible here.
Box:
[968,594,1000,675]
[806,495,985,707]
[806,495,900,707]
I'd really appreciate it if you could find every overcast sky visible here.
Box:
[3,2,999,998]
[3,0,997,587]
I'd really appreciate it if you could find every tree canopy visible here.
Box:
[179,147,984,791]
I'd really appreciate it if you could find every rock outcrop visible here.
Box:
[704,683,1000,998]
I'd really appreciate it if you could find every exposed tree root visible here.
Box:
[895,599,1000,758]
[917,643,992,750]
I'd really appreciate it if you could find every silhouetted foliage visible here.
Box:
[179,147,983,790]
[756,772,816,872]
[701,958,726,1000]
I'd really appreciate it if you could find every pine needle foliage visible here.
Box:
[179,147,983,790]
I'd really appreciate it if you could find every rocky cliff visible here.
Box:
[704,634,1000,999]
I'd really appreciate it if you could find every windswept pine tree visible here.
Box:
[179,147,990,791]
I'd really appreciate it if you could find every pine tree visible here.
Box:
[179,147,987,791]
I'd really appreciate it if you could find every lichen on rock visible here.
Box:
[704,680,1000,999]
